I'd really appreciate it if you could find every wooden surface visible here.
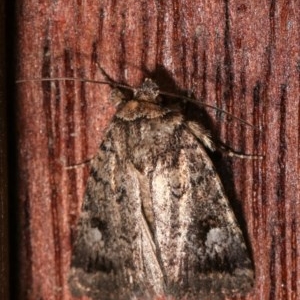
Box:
[16,1,300,299]
[0,0,9,299]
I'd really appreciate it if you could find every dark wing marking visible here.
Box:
[69,110,253,300]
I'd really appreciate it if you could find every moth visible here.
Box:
[68,77,255,300]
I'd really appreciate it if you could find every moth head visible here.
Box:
[133,78,160,103]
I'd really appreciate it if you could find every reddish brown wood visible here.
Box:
[16,1,300,299]
[0,0,9,298]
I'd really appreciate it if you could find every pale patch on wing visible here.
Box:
[126,162,165,293]
[151,149,193,281]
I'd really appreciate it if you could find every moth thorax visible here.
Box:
[133,78,160,103]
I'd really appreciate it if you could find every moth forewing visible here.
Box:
[68,78,255,300]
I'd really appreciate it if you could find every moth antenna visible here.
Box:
[16,77,134,92]
[160,90,260,130]
[17,77,261,130]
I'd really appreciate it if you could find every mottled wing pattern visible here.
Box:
[69,94,254,299]
[150,127,254,299]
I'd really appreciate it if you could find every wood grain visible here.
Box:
[16,1,300,299]
[0,0,9,298]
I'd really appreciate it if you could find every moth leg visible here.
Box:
[96,64,118,85]
[186,121,263,159]
[95,64,134,105]
[65,158,92,170]
[217,143,263,159]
